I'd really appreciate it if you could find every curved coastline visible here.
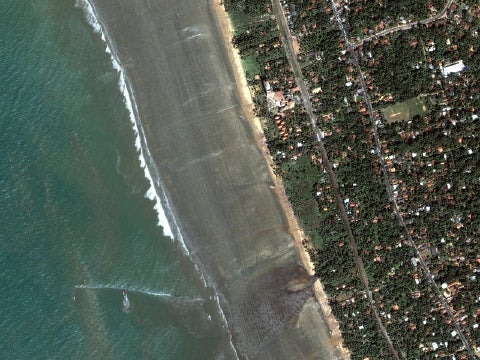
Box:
[77,0,346,358]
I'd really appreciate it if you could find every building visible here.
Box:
[440,60,466,77]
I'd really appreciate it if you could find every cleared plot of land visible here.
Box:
[381,97,428,123]
[242,54,262,76]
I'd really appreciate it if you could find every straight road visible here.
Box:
[329,0,475,358]
[271,0,401,358]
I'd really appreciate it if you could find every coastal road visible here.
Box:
[270,0,401,358]
[329,0,475,358]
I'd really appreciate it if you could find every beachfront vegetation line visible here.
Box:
[225,0,480,358]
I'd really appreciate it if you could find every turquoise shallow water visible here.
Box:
[0,1,228,358]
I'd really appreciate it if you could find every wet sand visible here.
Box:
[211,3,350,358]
[90,0,345,358]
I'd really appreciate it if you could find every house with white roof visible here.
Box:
[440,60,466,77]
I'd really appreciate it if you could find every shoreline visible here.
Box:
[210,1,350,358]
[85,0,347,357]
[77,1,240,357]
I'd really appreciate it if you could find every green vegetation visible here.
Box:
[381,97,428,123]
[342,0,447,37]
[224,0,480,358]
[241,54,261,78]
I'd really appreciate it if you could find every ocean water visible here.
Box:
[0,1,231,358]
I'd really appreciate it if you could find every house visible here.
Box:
[440,60,466,77]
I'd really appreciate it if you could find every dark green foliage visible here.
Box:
[225,0,480,357]
[223,0,268,17]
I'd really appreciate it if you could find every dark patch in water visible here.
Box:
[228,265,315,359]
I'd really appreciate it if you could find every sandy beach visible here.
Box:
[211,2,350,358]
[90,0,346,358]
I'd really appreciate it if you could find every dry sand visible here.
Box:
[90,0,349,357]
[211,1,350,358]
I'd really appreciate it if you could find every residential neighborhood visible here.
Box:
[226,0,480,358]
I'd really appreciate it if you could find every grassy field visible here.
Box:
[381,96,428,123]
[242,54,262,77]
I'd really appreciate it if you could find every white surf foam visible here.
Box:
[75,0,180,243]
[75,3,238,357]
[74,284,170,296]
[74,285,206,303]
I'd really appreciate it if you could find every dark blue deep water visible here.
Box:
[0,1,228,358]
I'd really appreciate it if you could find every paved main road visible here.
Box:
[270,0,401,358]
[328,0,475,358]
